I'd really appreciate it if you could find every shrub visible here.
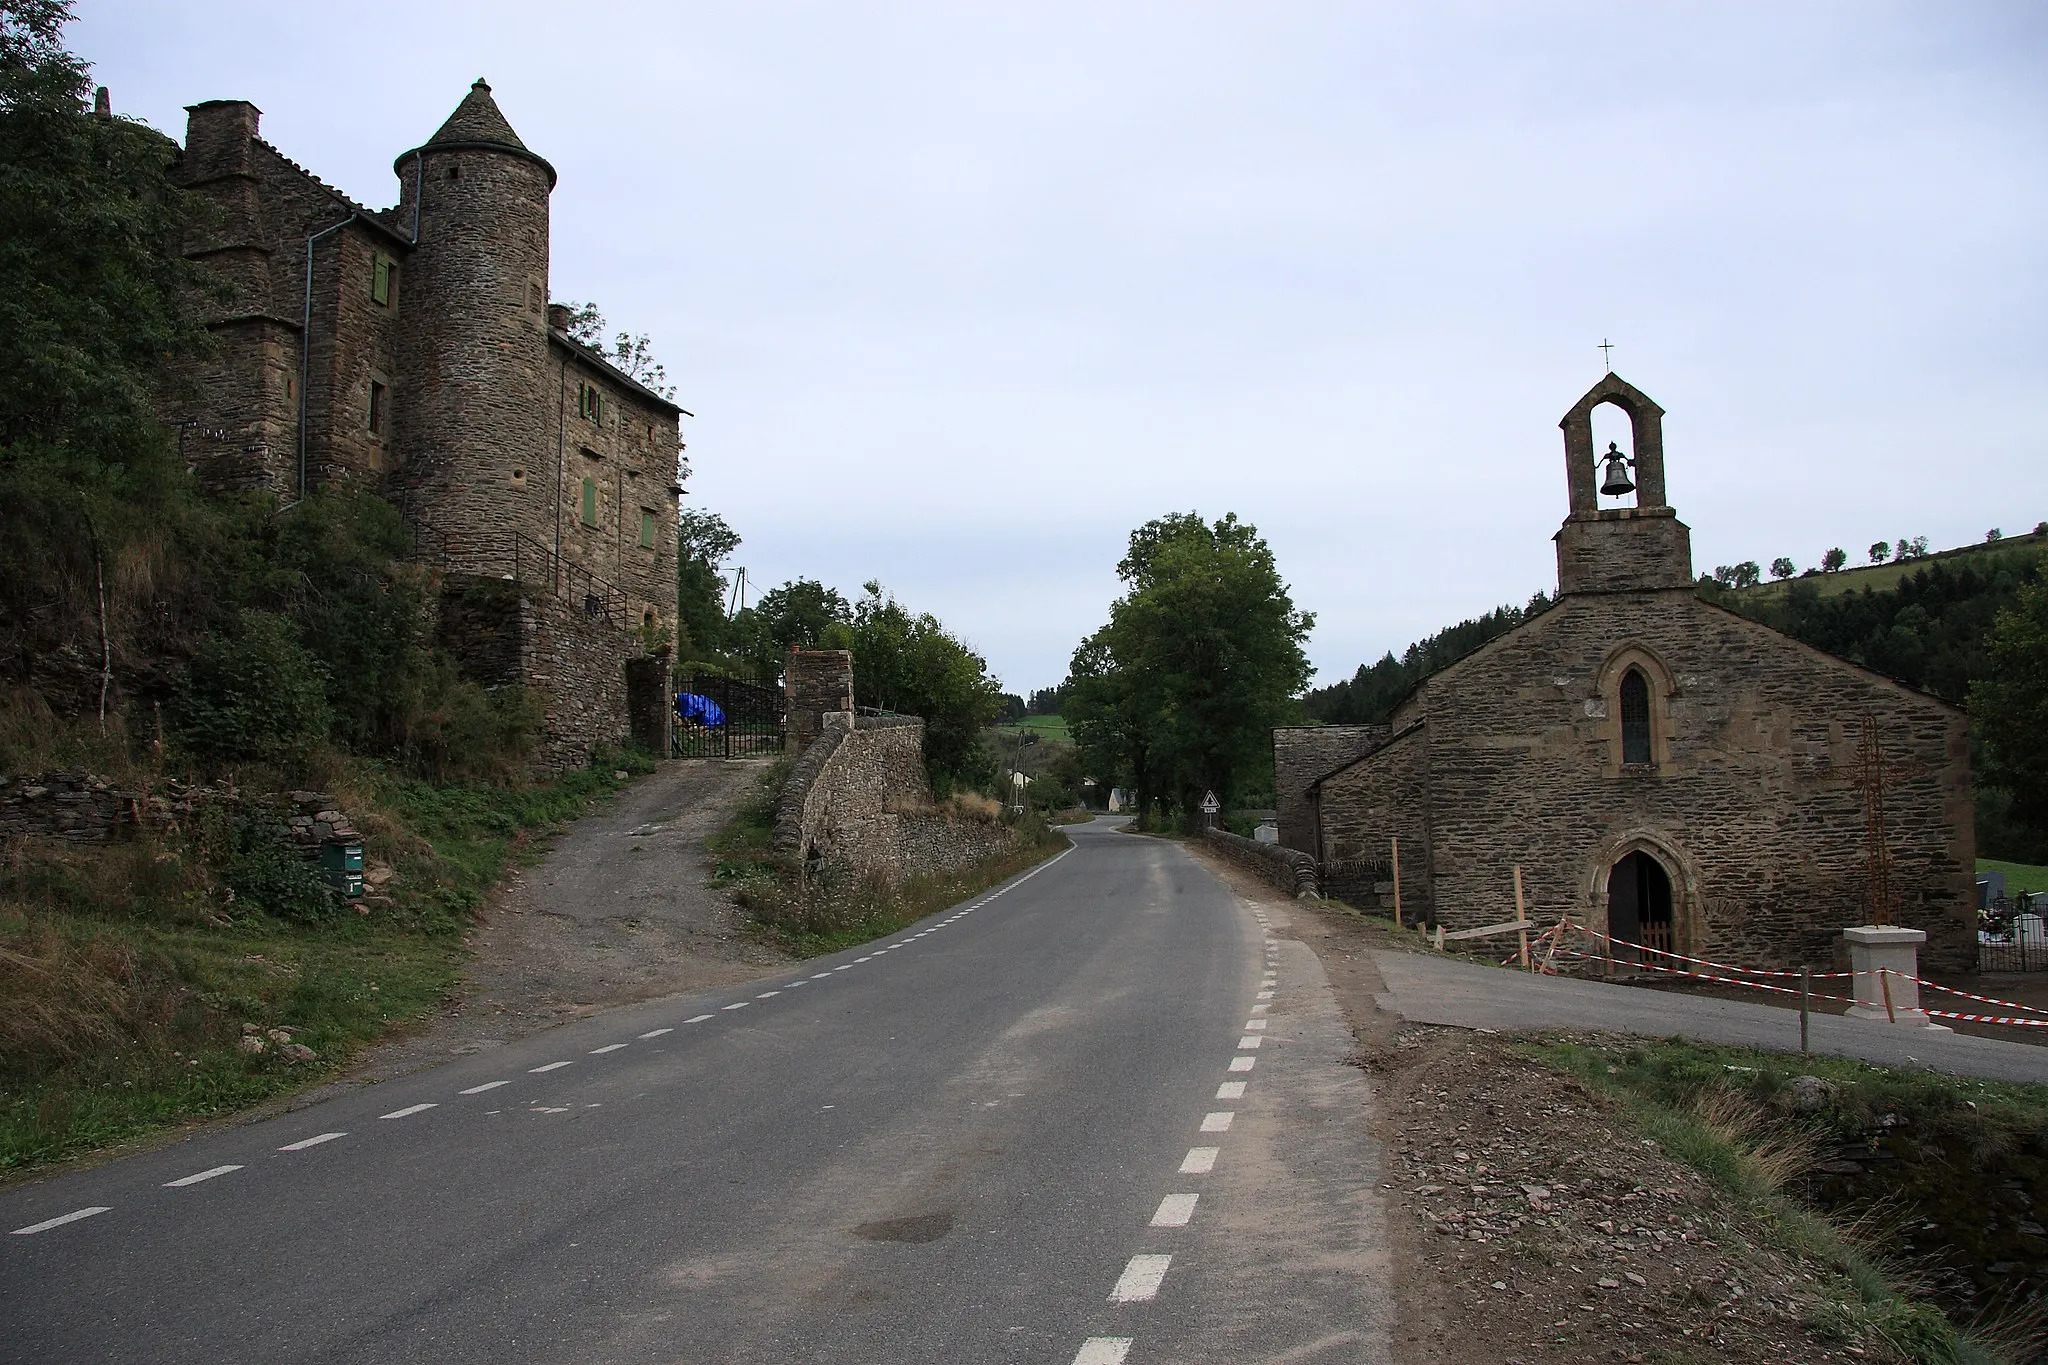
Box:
[169,610,332,767]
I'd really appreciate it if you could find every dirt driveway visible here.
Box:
[335,758,791,1087]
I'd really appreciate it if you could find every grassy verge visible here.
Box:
[1517,1034,2047,1363]
[710,765,1068,956]
[0,749,655,1178]
[1979,858,2048,892]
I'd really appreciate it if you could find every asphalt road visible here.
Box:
[1,819,1391,1365]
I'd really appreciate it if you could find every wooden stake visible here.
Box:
[1513,865,1530,970]
[1390,836,1403,927]
[1800,967,1811,1054]
[1433,923,1444,952]
[1879,966,1896,1024]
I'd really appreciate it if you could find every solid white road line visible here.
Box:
[1071,1338,1132,1365]
[12,1207,111,1235]
[1229,1055,1256,1072]
[278,1131,348,1149]
[1108,1253,1173,1303]
[1238,1036,1263,1049]
[459,1081,510,1095]
[530,1061,574,1072]
[1180,1146,1219,1174]
[164,1165,242,1187]
[1151,1192,1199,1227]
[1200,1111,1235,1132]
[590,1044,629,1054]
[380,1103,438,1119]
[1216,1081,1246,1099]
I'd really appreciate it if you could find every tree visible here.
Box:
[674,508,739,659]
[1066,513,1312,824]
[1988,528,2004,544]
[1770,557,1796,580]
[1821,547,1848,572]
[1870,541,1892,565]
[1970,581,2048,842]
[730,578,851,674]
[998,693,1026,723]
[820,581,1001,792]
[555,300,678,402]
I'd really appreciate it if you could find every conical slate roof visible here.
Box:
[426,78,527,150]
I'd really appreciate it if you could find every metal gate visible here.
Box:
[1979,896,2048,972]
[672,672,785,759]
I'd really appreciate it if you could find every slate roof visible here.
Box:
[427,79,527,151]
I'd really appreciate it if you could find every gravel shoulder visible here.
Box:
[1183,840,1883,1365]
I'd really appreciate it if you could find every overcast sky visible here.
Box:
[78,2,2048,696]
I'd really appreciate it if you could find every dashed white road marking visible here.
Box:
[833,965,854,971]
[380,1103,438,1119]
[1215,1081,1246,1099]
[459,1081,510,1095]
[1229,1055,1256,1072]
[164,1164,242,1187]
[530,1060,575,1072]
[1244,1018,1267,1030]
[648,1025,683,1035]
[1071,1337,1133,1364]
[12,1207,111,1235]
[278,1131,348,1149]
[1238,1035,1263,1049]
[756,991,781,998]
[1180,1146,1220,1174]
[1108,1253,1173,1303]
[812,972,833,979]
[1250,1003,1269,1014]
[1200,1111,1235,1132]
[855,956,873,962]
[722,1002,750,1010]
[786,981,807,987]
[1256,990,1274,1001]
[1151,1192,1199,1227]
[590,1044,629,1054]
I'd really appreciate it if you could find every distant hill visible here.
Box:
[1734,528,2046,606]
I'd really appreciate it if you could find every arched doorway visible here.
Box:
[1606,850,1674,960]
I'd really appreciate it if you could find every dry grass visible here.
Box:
[0,911,188,1072]
[1688,1084,1823,1195]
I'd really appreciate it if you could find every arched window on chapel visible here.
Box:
[1619,667,1652,766]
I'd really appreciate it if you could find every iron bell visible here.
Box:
[1599,442,1636,497]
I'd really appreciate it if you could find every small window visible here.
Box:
[368,380,386,437]
[370,254,394,306]
[578,383,603,424]
[639,510,656,548]
[1620,668,1652,765]
[580,477,597,527]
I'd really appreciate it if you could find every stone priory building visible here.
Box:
[167,81,685,770]
[1279,374,1975,973]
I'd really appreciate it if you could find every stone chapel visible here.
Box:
[1276,374,1976,973]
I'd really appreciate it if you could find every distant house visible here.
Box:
[1277,375,1974,973]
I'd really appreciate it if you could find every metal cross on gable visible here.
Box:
[1599,338,1615,372]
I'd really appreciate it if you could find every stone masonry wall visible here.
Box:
[1202,827,1319,897]
[1273,724,1387,855]
[1324,591,1975,973]
[786,649,855,755]
[1315,722,1436,919]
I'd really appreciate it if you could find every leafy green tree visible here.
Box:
[1970,580,2048,846]
[1770,557,1796,580]
[730,577,851,675]
[167,610,332,767]
[1302,592,1550,726]
[1066,513,1312,823]
[998,693,1026,723]
[556,300,677,403]
[675,509,739,659]
[1821,547,1848,572]
[1870,541,1892,565]
[820,581,1001,792]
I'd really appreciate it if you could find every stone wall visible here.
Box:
[436,575,638,775]
[786,649,855,755]
[0,772,357,862]
[1202,827,1319,897]
[1313,721,1436,917]
[770,714,1019,885]
[1273,724,1386,855]
[1317,592,1975,973]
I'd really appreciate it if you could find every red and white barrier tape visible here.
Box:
[1551,948,1855,1003]
[1566,924,1854,980]
[1923,1009,2048,1028]
[1871,969,2048,1017]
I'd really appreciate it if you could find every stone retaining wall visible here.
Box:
[772,713,1015,884]
[0,771,359,859]
[1203,827,1320,898]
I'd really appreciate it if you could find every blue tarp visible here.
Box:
[675,692,726,727]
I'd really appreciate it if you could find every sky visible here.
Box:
[76,2,2048,696]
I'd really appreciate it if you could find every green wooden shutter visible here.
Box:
[639,510,655,548]
[581,477,597,527]
[371,255,390,305]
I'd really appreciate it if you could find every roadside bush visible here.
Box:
[220,821,337,924]
[168,610,331,768]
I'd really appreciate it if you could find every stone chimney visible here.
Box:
[93,86,110,117]
[547,302,572,334]
[181,100,261,180]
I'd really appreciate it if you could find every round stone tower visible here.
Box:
[392,79,558,568]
